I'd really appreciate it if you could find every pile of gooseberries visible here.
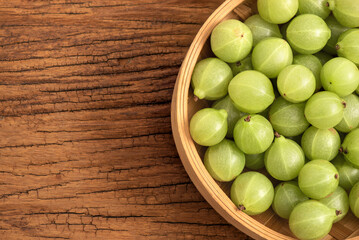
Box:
[189,0,359,239]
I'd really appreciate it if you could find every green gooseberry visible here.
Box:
[314,51,334,65]
[341,128,359,168]
[319,186,349,222]
[277,64,316,103]
[287,14,331,54]
[298,0,331,19]
[327,0,359,28]
[204,139,245,182]
[212,95,247,138]
[191,58,233,100]
[244,14,282,46]
[289,200,337,240]
[298,159,339,199]
[304,91,345,129]
[332,154,359,191]
[233,114,274,154]
[323,14,350,55]
[337,29,359,66]
[211,19,253,63]
[189,108,227,146]
[245,153,265,170]
[293,54,323,91]
[272,181,309,219]
[265,134,305,181]
[335,94,359,133]
[321,57,359,97]
[269,96,309,137]
[349,182,359,218]
[257,0,298,24]
[228,70,275,113]
[230,171,274,215]
[252,37,293,78]
[301,126,341,161]
[228,55,253,76]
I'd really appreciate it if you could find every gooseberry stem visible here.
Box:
[339,147,348,154]
[244,115,251,122]
[336,210,342,216]
[342,101,347,108]
[238,205,246,211]
[274,132,281,138]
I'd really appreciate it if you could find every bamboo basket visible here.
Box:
[171,0,359,239]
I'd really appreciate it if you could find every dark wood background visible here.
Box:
[0,0,251,239]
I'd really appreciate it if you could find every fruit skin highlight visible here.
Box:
[189,108,228,146]
[289,200,337,240]
[211,19,253,63]
[341,128,359,168]
[204,139,245,182]
[298,159,339,199]
[191,58,233,100]
[233,114,274,154]
[304,91,345,129]
[231,171,274,215]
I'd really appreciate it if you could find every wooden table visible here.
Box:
[0,0,251,239]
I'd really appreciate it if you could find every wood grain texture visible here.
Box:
[0,0,252,239]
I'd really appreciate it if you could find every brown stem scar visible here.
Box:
[238,205,246,211]
[244,115,251,122]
